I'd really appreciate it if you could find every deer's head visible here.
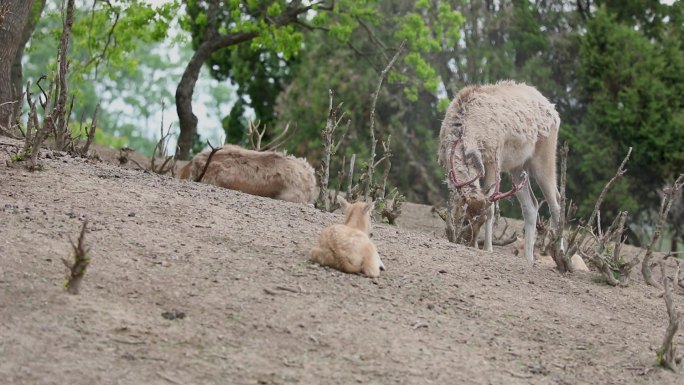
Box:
[337,196,374,235]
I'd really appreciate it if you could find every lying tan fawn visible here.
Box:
[310,196,385,278]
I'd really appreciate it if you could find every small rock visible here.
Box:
[128,212,136,217]
[161,310,186,320]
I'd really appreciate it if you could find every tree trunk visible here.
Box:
[175,42,213,160]
[11,0,46,121]
[0,0,35,133]
[175,32,257,159]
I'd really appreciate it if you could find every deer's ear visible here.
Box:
[363,201,375,214]
[337,195,350,210]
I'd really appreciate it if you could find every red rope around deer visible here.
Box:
[448,139,527,202]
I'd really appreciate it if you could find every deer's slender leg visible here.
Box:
[513,169,538,263]
[482,161,498,252]
[529,135,564,252]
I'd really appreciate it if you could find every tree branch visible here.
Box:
[364,40,406,200]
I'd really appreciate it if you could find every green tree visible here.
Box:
[565,8,684,227]
[176,0,462,160]
[23,0,179,155]
[268,0,464,203]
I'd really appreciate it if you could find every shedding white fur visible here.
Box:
[439,81,563,263]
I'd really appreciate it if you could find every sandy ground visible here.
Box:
[1,137,682,385]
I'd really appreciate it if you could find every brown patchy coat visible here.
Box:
[310,197,384,278]
[178,145,317,204]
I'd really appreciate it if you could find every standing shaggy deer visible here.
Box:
[438,80,562,263]
[179,144,318,204]
[310,196,385,277]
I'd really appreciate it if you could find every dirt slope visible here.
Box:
[0,139,682,385]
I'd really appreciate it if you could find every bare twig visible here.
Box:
[588,147,632,230]
[62,220,90,295]
[554,146,638,282]
[551,142,573,272]
[347,153,356,196]
[656,261,681,371]
[315,90,346,211]
[364,40,405,200]
[149,102,177,175]
[23,82,35,151]
[380,188,404,225]
[566,148,632,260]
[584,249,620,286]
[379,135,392,199]
[22,81,50,171]
[79,103,99,156]
[642,174,684,288]
[331,155,346,212]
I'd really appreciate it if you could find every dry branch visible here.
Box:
[315,90,346,211]
[347,153,356,196]
[642,174,684,288]
[75,103,99,157]
[363,40,405,200]
[330,155,346,212]
[62,220,90,295]
[11,0,80,168]
[552,145,641,284]
[20,81,50,171]
[551,142,573,272]
[380,187,404,225]
[378,135,392,199]
[565,147,632,261]
[656,261,682,371]
[149,103,177,175]
[588,147,632,231]
[580,211,628,286]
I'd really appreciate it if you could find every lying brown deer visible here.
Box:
[178,144,317,204]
